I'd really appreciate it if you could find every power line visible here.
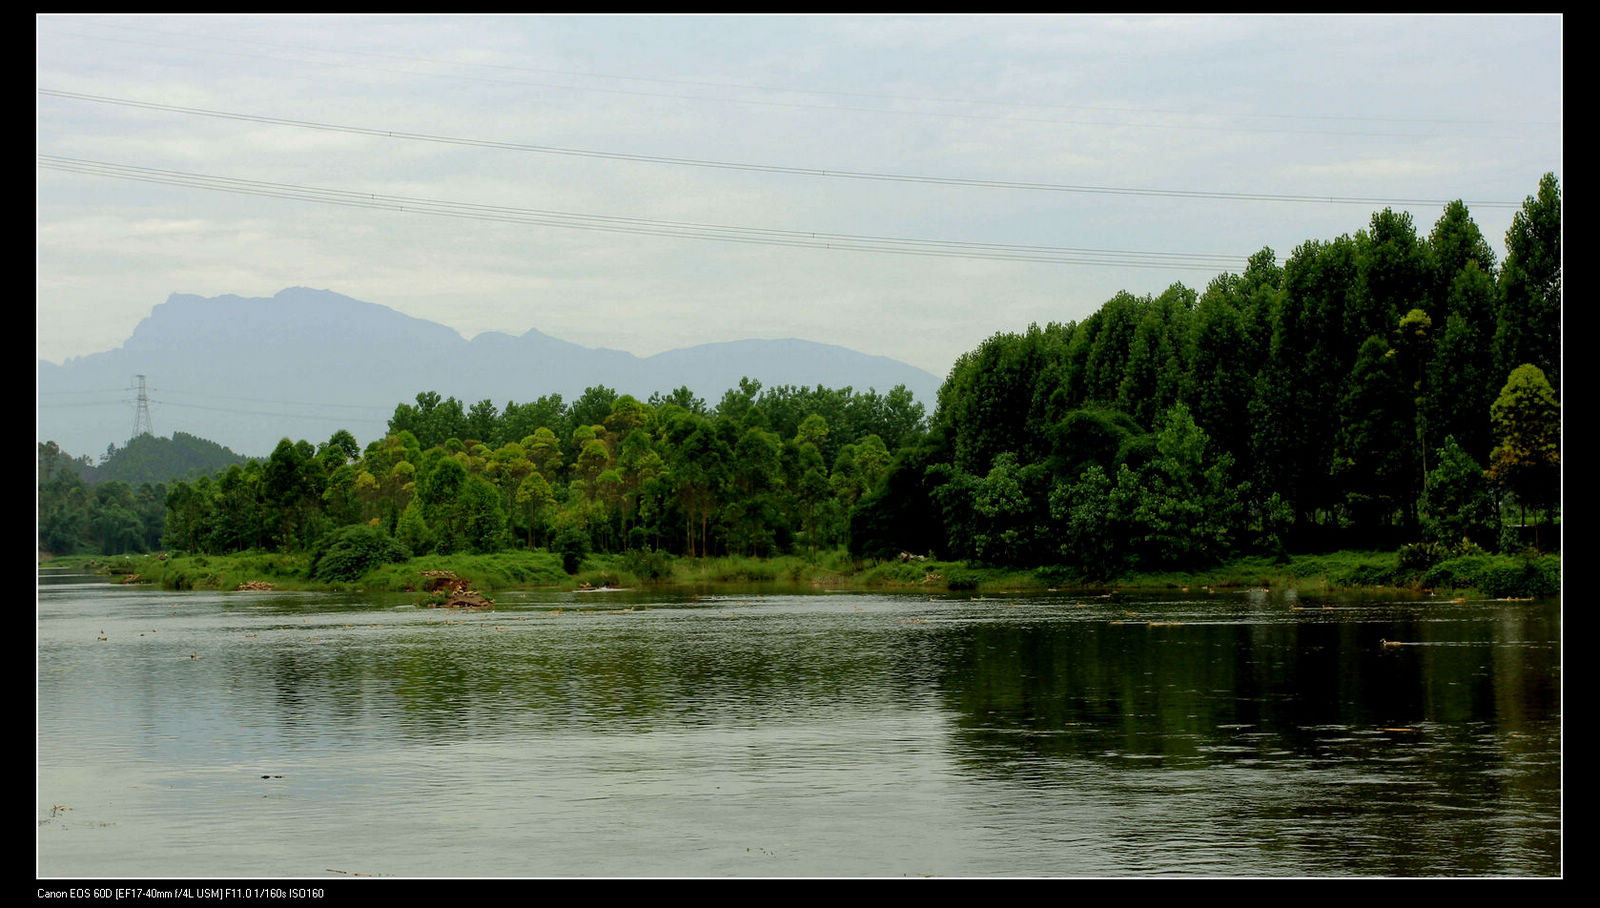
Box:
[149,398,389,425]
[42,21,1561,138]
[40,386,392,423]
[37,154,1250,271]
[38,89,1527,210]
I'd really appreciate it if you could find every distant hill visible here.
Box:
[85,431,251,487]
[39,432,250,487]
[37,287,944,458]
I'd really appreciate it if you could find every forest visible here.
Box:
[40,174,1560,584]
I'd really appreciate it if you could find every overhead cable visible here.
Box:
[38,154,1248,271]
[38,89,1524,210]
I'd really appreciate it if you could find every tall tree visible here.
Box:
[1425,262,1499,465]
[1427,199,1497,317]
[1495,173,1562,393]
[1334,335,1413,538]
[1487,364,1560,546]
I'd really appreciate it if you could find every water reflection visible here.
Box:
[38,579,1558,877]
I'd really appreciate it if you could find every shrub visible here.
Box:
[618,547,673,582]
[943,568,980,591]
[307,524,412,582]
[1398,541,1449,574]
[552,525,589,575]
[1422,552,1560,597]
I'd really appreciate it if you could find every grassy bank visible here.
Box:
[47,546,1560,599]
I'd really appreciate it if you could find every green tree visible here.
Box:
[969,452,1050,566]
[1048,464,1126,581]
[318,429,362,468]
[1427,199,1497,314]
[263,438,322,550]
[1118,404,1246,571]
[1495,173,1561,392]
[1425,262,1499,465]
[568,386,619,432]
[1487,364,1560,547]
[1333,335,1413,537]
[1420,436,1497,550]
[396,498,432,553]
[515,471,556,548]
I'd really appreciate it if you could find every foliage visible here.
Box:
[1419,436,1498,549]
[132,176,1557,590]
[617,547,674,582]
[1421,552,1561,598]
[552,524,590,575]
[79,432,248,487]
[307,524,412,582]
[1488,363,1560,524]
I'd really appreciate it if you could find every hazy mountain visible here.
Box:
[71,432,250,487]
[37,287,944,458]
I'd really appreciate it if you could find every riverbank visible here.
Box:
[46,545,1561,600]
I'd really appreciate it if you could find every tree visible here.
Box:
[210,464,264,552]
[848,440,945,561]
[515,471,556,548]
[1495,173,1561,393]
[1425,262,1499,465]
[1353,209,1429,344]
[1253,236,1357,529]
[1420,437,1497,550]
[465,399,499,446]
[969,452,1050,566]
[263,438,319,550]
[417,456,468,552]
[569,386,620,432]
[1118,404,1247,571]
[1427,199,1497,317]
[318,429,362,468]
[1188,279,1255,468]
[396,499,432,553]
[1333,335,1413,537]
[1049,464,1125,580]
[1487,364,1560,547]
[525,427,565,481]
[935,326,1053,475]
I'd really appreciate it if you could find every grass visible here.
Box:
[48,546,1560,599]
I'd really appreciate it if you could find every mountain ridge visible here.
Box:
[38,288,944,458]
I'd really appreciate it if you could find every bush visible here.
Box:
[618,547,673,582]
[1329,556,1397,588]
[1398,541,1449,574]
[1033,564,1074,587]
[552,525,589,575]
[1422,552,1560,597]
[307,524,412,582]
[943,568,980,591]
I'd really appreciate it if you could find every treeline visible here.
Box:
[853,174,1561,576]
[89,432,248,487]
[37,442,168,555]
[158,381,929,565]
[53,175,1559,580]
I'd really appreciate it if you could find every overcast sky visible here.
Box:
[37,14,1562,383]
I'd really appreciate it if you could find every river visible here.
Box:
[37,568,1560,878]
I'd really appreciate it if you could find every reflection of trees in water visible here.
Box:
[244,606,931,742]
[933,599,1560,764]
[929,599,1560,876]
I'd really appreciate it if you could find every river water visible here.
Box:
[36,568,1560,878]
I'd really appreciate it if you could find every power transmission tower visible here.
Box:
[131,374,154,439]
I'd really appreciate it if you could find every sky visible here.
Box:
[37,14,1562,384]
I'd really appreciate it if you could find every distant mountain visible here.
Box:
[69,431,250,487]
[37,287,944,458]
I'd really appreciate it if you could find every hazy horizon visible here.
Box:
[38,14,1562,381]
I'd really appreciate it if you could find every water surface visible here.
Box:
[37,571,1560,877]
